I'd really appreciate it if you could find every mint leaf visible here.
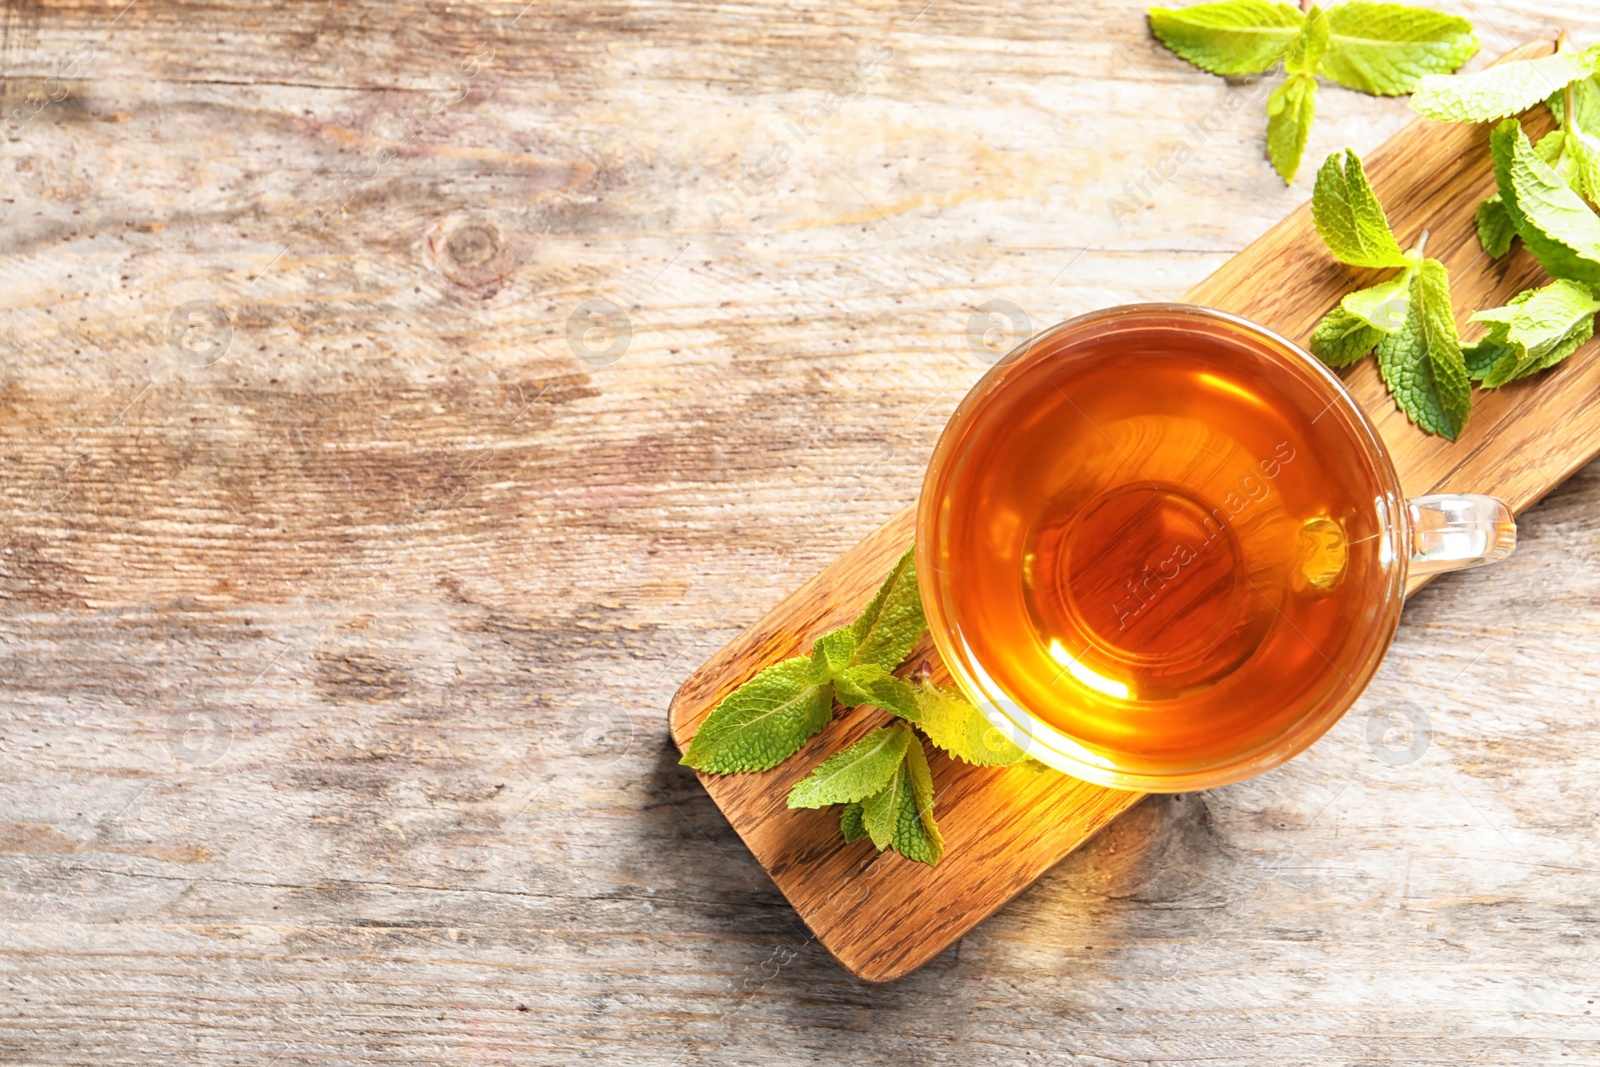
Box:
[840,802,868,843]
[1548,77,1600,201]
[1310,307,1385,366]
[1515,312,1596,379]
[787,722,912,808]
[1462,333,1516,384]
[1310,267,1414,367]
[1463,317,1595,385]
[809,627,858,679]
[1267,72,1318,184]
[860,756,910,850]
[1468,279,1600,386]
[1319,2,1478,96]
[1477,129,1573,257]
[681,655,834,773]
[892,784,941,864]
[832,663,922,720]
[1564,127,1600,206]
[1554,78,1600,204]
[1341,268,1414,329]
[914,683,1029,767]
[1535,126,1572,165]
[1375,258,1471,439]
[1262,5,1328,185]
[1491,118,1600,287]
[848,547,925,673]
[1475,195,1518,257]
[892,740,945,866]
[1411,45,1600,123]
[1147,0,1304,76]
[1463,288,1535,382]
[1312,149,1412,267]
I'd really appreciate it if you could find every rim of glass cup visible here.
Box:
[915,302,1410,792]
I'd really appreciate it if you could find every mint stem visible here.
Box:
[1411,229,1431,260]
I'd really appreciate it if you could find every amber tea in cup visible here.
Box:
[917,304,1515,791]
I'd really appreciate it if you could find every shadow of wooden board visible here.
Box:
[668,41,1591,982]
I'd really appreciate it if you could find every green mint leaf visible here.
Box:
[787,722,912,809]
[914,682,1029,767]
[1469,279,1600,385]
[1491,118,1600,287]
[1480,129,1584,256]
[860,756,910,850]
[1310,267,1414,367]
[840,802,868,843]
[1462,332,1517,383]
[1310,307,1385,366]
[681,656,834,773]
[1147,0,1304,76]
[1311,149,1412,267]
[892,740,945,866]
[1549,77,1600,202]
[1267,73,1318,184]
[1547,74,1599,126]
[847,547,926,673]
[832,663,923,721]
[892,784,941,865]
[1464,284,1538,382]
[1513,312,1596,379]
[1535,127,1571,165]
[1564,129,1600,206]
[1319,2,1477,97]
[1285,5,1328,74]
[809,627,858,680]
[1464,316,1596,385]
[1341,268,1415,329]
[1475,195,1517,257]
[1411,45,1600,123]
[1375,258,1471,439]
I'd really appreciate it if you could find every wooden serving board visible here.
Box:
[668,41,1597,983]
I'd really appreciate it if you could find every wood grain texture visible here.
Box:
[668,39,1595,983]
[5,0,1600,1063]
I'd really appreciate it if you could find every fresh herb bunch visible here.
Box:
[1407,41,1600,388]
[1148,0,1478,183]
[681,549,1029,867]
[1307,150,1471,438]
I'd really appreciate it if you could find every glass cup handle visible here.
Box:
[1406,494,1516,577]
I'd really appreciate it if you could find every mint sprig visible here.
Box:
[1490,118,1600,287]
[1149,0,1478,183]
[1306,149,1473,438]
[682,548,1030,866]
[1403,41,1600,391]
[1413,39,1600,257]
[1311,92,1600,433]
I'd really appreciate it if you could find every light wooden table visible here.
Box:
[3,1,1598,1063]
